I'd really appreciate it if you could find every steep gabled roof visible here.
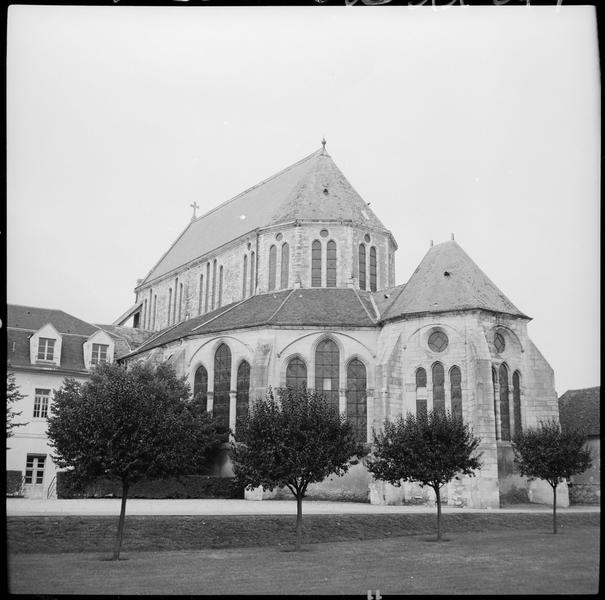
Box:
[381,240,528,320]
[7,304,99,336]
[139,148,389,286]
[558,387,600,437]
[127,288,377,356]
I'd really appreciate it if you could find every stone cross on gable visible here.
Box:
[190,201,199,220]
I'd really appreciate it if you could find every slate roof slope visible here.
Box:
[382,241,527,320]
[95,324,156,358]
[558,387,600,437]
[8,304,99,335]
[140,148,389,286]
[129,288,377,356]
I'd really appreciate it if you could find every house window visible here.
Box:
[236,361,251,428]
[450,366,463,420]
[432,362,445,413]
[415,367,427,417]
[369,246,377,291]
[37,338,55,361]
[213,343,231,429]
[91,343,109,365]
[25,454,46,485]
[281,243,290,289]
[33,389,50,418]
[268,245,277,291]
[286,357,307,389]
[326,241,337,287]
[358,243,366,290]
[315,338,339,413]
[346,359,367,442]
[312,240,322,287]
[499,363,511,441]
[513,371,522,437]
[194,365,208,412]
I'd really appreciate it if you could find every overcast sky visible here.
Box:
[6,4,599,395]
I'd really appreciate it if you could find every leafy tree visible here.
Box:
[231,387,364,551]
[6,371,27,447]
[512,419,592,534]
[368,410,482,541]
[47,361,228,560]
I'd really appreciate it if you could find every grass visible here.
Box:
[7,525,600,595]
[7,511,600,554]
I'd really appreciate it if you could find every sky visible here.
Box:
[6,4,600,396]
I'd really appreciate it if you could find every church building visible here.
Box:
[118,144,565,508]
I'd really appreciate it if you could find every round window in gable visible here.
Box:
[494,332,506,353]
[364,233,371,243]
[275,233,283,241]
[428,330,448,353]
[320,229,329,238]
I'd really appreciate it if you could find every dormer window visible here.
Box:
[91,343,109,365]
[37,338,55,361]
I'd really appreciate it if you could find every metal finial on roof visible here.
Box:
[451,233,455,241]
[190,201,199,220]
[321,137,326,153]
[430,240,434,247]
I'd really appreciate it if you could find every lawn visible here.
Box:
[8,525,599,595]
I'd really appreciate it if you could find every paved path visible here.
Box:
[6,497,600,517]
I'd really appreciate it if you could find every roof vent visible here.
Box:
[444,271,451,277]
[323,187,329,195]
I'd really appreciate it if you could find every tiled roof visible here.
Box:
[558,387,600,437]
[129,288,377,356]
[381,241,527,320]
[140,149,389,285]
[8,304,99,335]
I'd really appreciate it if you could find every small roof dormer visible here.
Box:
[83,329,115,371]
[29,323,62,367]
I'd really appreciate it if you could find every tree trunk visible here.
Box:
[552,483,557,534]
[112,479,129,560]
[295,493,303,551]
[435,485,442,541]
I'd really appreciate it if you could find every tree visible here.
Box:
[47,361,228,560]
[368,410,482,541]
[512,419,592,534]
[231,387,364,551]
[7,371,27,447]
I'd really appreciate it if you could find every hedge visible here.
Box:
[6,470,23,496]
[56,471,245,499]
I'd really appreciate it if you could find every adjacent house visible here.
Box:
[6,305,152,498]
[558,387,600,504]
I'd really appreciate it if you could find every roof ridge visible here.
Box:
[191,148,322,225]
[267,288,297,322]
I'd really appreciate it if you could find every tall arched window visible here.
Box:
[432,362,445,413]
[513,371,522,437]
[193,365,208,412]
[370,247,377,291]
[416,367,427,416]
[346,359,367,442]
[218,266,224,307]
[268,245,277,291]
[312,240,322,287]
[315,338,339,412]
[242,255,248,299]
[167,288,172,325]
[212,261,217,310]
[286,357,307,389]
[143,299,147,329]
[236,361,250,429]
[205,263,210,312]
[178,282,183,321]
[450,366,462,420]
[250,251,255,295]
[492,366,499,439]
[326,241,337,287]
[198,274,204,315]
[499,363,511,441]
[358,243,366,290]
[281,243,289,289]
[213,344,231,429]
[174,278,179,323]
[152,294,157,330]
